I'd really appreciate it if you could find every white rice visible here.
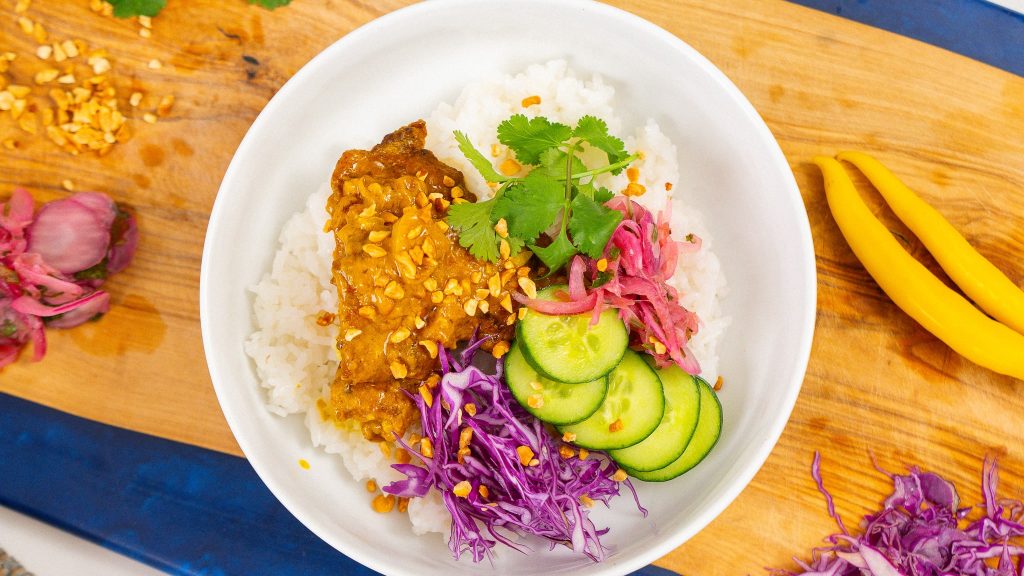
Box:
[245,60,729,540]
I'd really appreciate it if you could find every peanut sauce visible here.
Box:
[326,121,521,441]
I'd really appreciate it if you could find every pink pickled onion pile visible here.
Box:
[780,453,1024,576]
[516,197,703,374]
[0,188,138,368]
[384,341,646,563]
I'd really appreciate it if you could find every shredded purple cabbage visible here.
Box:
[384,343,646,563]
[780,453,1024,576]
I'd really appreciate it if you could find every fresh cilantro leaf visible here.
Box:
[447,198,499,262]
[568,194,622,258]
[504,235,526,257]
[574,181,613,203]
[454,131,509,183]
[108,0,166,17]
[493,171,565,241]
[1,320,16,338]
[530,230,577,272]
[497,114,572,165]
[573,115,629,172]
[591,271,614,288]
[248,0,292,7]
[535,148,586,179]
[593,186,614,204]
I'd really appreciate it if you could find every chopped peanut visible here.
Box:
[517,277,537,299]
[527,394,544,409]
[609,419,625,433]
[624,182,646,197]
[611,469,629,482]
[453,480,472,498]
[490,341,510,359]
[464,403,477,416]
[521,95,541,107]
[383,280,404,300]
[499,158,521,176]
[390,360,408,379]
[362,244,387,258]
[420,438,434,458]
[559,445,576,459]
[493,218,509,238]
[459,427,474,449]
[516,445,535,466]
[579,494,595,508]
[419,340,438,359]
[418,383,433,407]
[488,273,502,297]
[478,485,489,499]
[366,479,378,492]
[389,327,411,344]
[367,230,390,242]
[578,448,590,461]
[372,494,395,513]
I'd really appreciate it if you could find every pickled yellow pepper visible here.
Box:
[838,151,1024,336]
[814,156,1024,380]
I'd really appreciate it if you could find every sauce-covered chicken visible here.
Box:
[327,121,521,441]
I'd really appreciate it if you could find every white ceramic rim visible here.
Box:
[200,1,816,574]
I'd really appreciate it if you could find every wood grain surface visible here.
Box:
[2,0,1023,573]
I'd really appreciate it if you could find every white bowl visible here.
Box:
[200,1,816,574]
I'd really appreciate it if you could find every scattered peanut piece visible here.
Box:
[521,95,541,107]
[371,494,395,513]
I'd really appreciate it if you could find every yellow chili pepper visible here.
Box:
[814,156,1024,380]
[838,151,1024,336]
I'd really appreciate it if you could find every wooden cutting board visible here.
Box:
[2,1,1022,573]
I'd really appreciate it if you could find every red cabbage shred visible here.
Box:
[384,342,646,563]
[780,453,1024,576]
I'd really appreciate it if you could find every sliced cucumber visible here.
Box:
[505,342,608,425]
[517,285,628,384]
[558,350,664,450]
[609,363,701,471]
[625,376,722,482]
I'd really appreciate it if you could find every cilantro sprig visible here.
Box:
[447,114,637,273]
[107,0,290,18]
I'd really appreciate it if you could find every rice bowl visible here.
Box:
[244,60,731,544]
[200,1,815,574]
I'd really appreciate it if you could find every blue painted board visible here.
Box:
[0,392,675,576]
[789,0,1024,77]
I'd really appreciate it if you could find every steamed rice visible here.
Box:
[244,60,730,539]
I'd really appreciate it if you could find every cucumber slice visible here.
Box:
[505,342,608,425]
[609,363,701,471]
[625,376,722,482]
[558,350,664,450]
[517,285,628,384]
